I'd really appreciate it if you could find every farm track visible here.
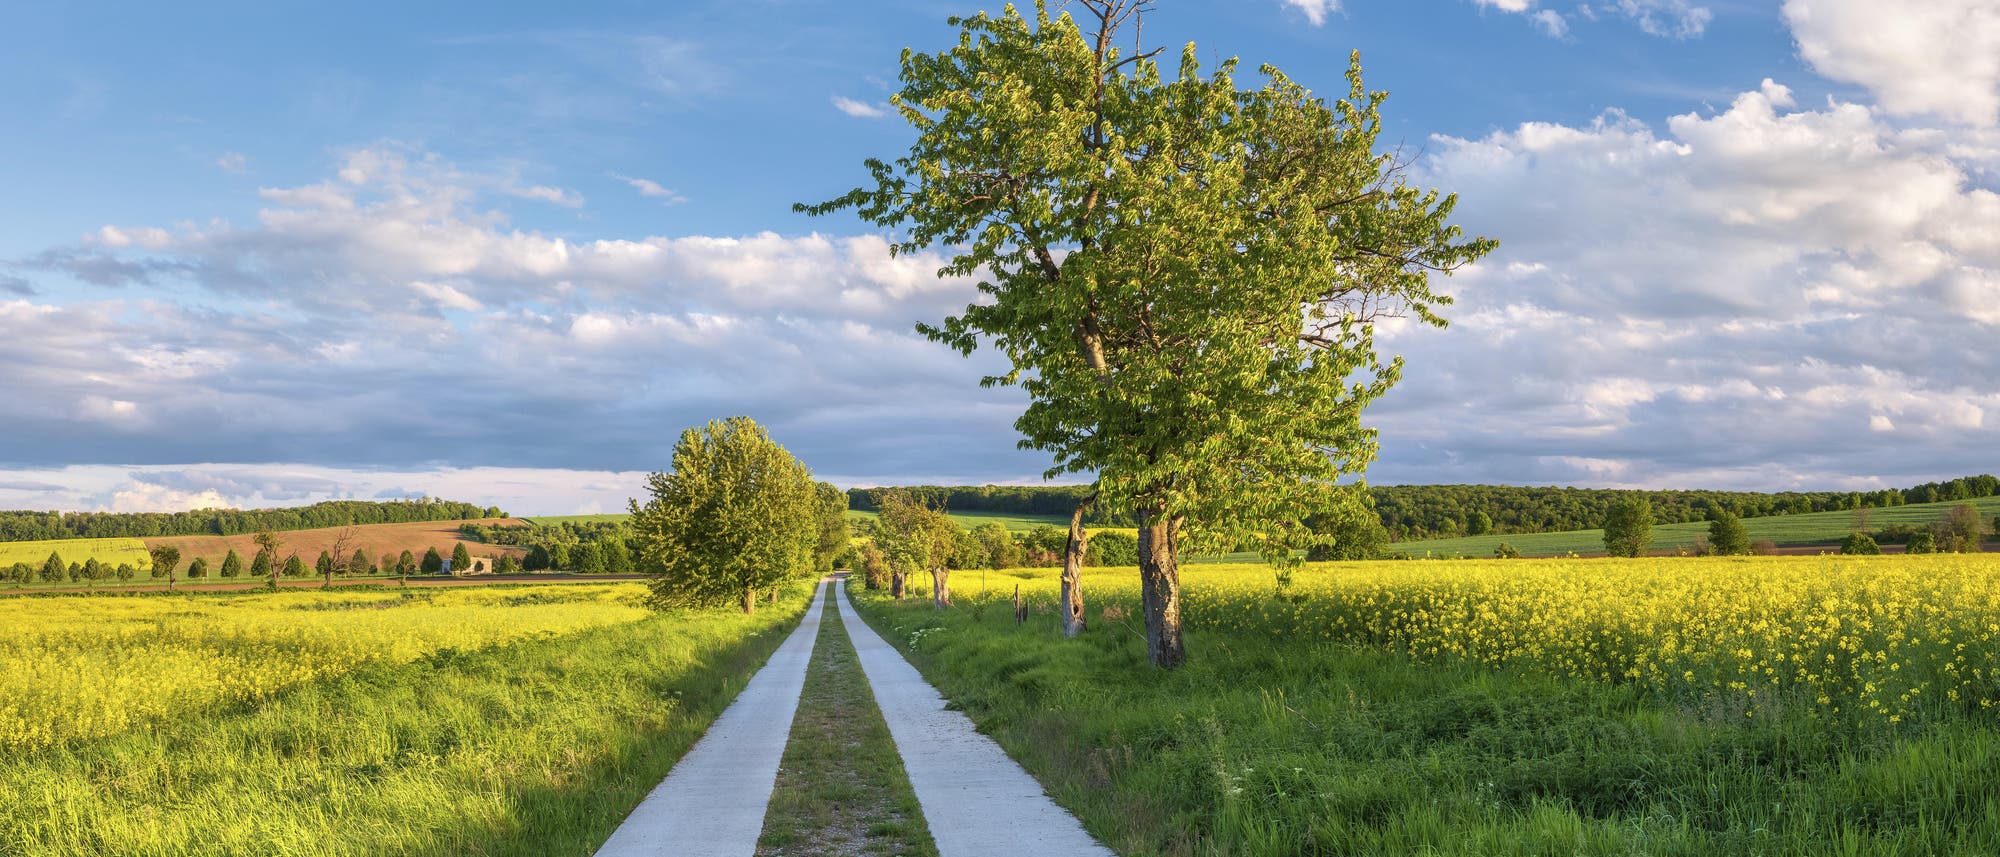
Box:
[0,573,648,596]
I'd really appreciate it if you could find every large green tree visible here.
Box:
[805,0,1491,665]
[147,545,181,589]
[1707,512,1750,556]
[1603,499,1654,558]
[631,416,821,614]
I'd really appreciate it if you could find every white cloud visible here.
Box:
[215,152,248,172]
[1609,0,1712,38]
[611,172,687,204]
[1468,0,1709,39]
[831,96,889,119]
[1364,81,2000,488]
[1282,0,1338,25]
[509,184,585,207]
[1784,0,2000,126]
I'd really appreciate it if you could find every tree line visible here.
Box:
[1582,500,2000,559]
[0,498,507,542]
[5,541,529,588]
[845,475,2000,545]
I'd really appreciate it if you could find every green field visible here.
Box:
[0,537,151,570]
[852,557,2000,854]
[517,514,632,526]
[0,581,813,854]
[1399,494,2000,558]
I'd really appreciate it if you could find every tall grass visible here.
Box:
[851,560,2000,855]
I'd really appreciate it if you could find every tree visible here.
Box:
[40,551,66,584]
[1937,503,1984,553]
[187,557,209,579]
[874,490,962,608]
[1493,542,1522,559]
[219,549,243,579]
[253,530,284,590]
[1707,512,1750,556]
[858,540,890,590]
[283,554,308,578]
[315,550,336,580]
[397,549,417,581]
[148,545,182,588]
[814,482,850,576]
[347,549,372,577]
[115,563,135,583]
[249,550,273,580]
[322,527,359,589]
[1907,530,1937,554]
[972,522,1023,570]
[1466,511,1492,536]
[8,562,32,587]
[451,541,474,574]
[805,1,1491,666]
[1603,499,1654,558]
[420,547,444,575]
[631,416,821,614]
[1839,532,1882,555]
[573,542,606,575]
[1306,492,1390,561]
[82,558,105,588]
[605,540,633,575]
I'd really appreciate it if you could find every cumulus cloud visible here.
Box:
[0,144,1045,492]
[830,96,889,118]
[0,464,656,516]
[1364,81,2000,489]
[1784,0,2000,126]
[1281,0,1337,26]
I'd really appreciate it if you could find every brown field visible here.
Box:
[144,518,529,572]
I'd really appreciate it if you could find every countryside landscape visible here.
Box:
[3,1,1998,855]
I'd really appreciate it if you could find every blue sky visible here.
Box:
[1,0,1996,514]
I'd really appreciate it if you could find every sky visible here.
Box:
[1,0,1996,515]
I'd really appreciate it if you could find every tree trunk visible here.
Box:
[742,588,756,615]
[1060,504,1089,637]
[1137,511,1186,668]
[890,571,905,599]
[931,567,951,609]
[1014,584,1027,624]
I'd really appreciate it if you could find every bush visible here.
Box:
[1086,532,1139,566]
[1839,533,1882,555]
[1493,542,1521,559]
[1750,540,1777,556]
[186,557,209,578]
[1907,531,1937,554]
[1707,513,1751,556]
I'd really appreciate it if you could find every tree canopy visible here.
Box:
[806,0,1491,666]
[631,416,821,614]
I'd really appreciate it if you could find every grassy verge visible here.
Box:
[757,583,937,857]
[849,586,2000,856]
[0,583,814,856]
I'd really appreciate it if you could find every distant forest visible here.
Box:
[851,476,2000,542]
[0,499,506,542]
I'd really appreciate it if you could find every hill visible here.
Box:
[0,537,152,571]
[145,519,530,571]
[1398,495,2000,558]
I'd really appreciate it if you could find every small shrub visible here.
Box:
[1749,540,1777,556]
[1907,531,1937,554]
[1838,533,1881,555]
[1493,542,1521,559]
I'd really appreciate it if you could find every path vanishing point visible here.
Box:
[594,577,1114,857]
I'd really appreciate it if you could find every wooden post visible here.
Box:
[1013,584,1028,625]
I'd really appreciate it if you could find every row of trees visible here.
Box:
[846,490,1144,606]
[838,475,2000,544]
[1598,500,1997,558]
[0,498,506,542]
[459,520,640,573]
[5,541,529,588]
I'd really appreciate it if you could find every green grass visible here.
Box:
[1403,494,2000,558]
[0,537,151,570]
[0,582,814,856]
[755,584,937,857]
[850,584,2000,856]
[517,514,632,526]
